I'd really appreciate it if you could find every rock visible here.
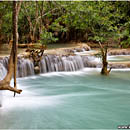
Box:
[83,46,90,51]
[34,66,40,74]
[75,48,82,52]
[78,43,91,51]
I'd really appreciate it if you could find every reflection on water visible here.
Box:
[0,69,130,129]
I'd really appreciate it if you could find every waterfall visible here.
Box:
[39,55,86,73]
[0,54,100,78]
[0,57,34,78]
[1,56,9,69]
[17,58,34,77]
[82,56,101,68]
[0,62,6,107]
[0,62,7,80]
[0,91,2,107]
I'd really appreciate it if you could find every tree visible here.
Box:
[22,1,39,43]
[99,42,112,75]
[0,1,22,95]
[1,1,130,46]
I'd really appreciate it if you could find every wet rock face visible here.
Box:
[64,44,91,54]
[34,66,40,74]
[79,43,91,51]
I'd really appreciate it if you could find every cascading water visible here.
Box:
[17,58,34,77]
[0,90,2,107]
[1,52,130,78]
[39,55,86,73]
[0,54,100,78]
[0,56,9,69]
[0,63,6,107]
[0,57,34,78]
[0,62,7,80]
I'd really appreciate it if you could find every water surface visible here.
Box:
[108,55,130,62]
[0,68,130,129]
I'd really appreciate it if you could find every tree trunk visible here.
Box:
[0,19,2,44]
[99,42,112,75]
[13,1,18,97]
[0,46,22,94]
[23,2,39,43]
[0,1,22,94]
[39,1,44,40]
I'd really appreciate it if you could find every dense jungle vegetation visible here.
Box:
[0,1,130,47]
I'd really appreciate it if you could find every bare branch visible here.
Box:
[0,85,22,94]
[37,8,58,20]
[22,3,33,31]
[98,41,104,56]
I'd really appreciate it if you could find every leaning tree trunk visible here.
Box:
[0,1,22,94]
[0,46,22,94]
[99,42,112,75]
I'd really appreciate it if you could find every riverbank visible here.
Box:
[1,42,130,71]
[0,42,88,56]
[1,42,130,57]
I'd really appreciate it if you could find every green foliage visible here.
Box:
[0,2,12,42]
[40,29,58,45]
[0,1,130,48]
[120,29,130,48]
[49,22,67,32]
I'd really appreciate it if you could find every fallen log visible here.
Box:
[18,43,46,50]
